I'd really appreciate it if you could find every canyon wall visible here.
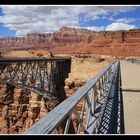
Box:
[0,84,58,134]
[0,26,140,56]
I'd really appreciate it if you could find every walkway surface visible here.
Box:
[121,60,140,134]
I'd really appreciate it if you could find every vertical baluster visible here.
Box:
[73,107,86,133]
[94,84,97,112]
[77,98,86,134]
[85,87,96,134]
[100,76,104,97]
[99,78,101,99]
[64,113,71,134]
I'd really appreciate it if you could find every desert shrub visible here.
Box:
[94,57,105,63]
[36,52,44,57]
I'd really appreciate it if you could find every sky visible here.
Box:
[0,5,140,37]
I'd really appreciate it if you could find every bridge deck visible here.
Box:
[121,60,140,134]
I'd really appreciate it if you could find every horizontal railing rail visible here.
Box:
[24,61,121,134]
[125,58,140,64]
[122,88,140,92]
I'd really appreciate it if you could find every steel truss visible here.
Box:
[0,57,71,100]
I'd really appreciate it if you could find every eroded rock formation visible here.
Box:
[0,27,140,56]
[0,84,58,134]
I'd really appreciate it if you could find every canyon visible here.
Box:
[0,26,139,134]
[0,26,140,56]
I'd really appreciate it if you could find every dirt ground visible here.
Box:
[69,56,114,80]
[1,50,49,58]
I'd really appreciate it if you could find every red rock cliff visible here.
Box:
[0,27,140,56]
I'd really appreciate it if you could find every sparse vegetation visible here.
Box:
[94,57,105,63]
[36,52,44,57]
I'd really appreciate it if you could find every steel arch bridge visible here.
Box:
[0,57,71,101]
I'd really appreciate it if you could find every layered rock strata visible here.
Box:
[0,27,140,56]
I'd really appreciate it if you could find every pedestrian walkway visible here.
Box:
[121,60,140,134]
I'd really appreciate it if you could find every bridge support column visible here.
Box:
[56,59,71,102]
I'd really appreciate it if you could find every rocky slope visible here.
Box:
[0,26,140,56]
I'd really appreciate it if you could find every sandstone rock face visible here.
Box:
[0,27,140,55]
[0,33,51,49]
[49,28,140,56]
[50,26,94,44]
[0,84,58,134]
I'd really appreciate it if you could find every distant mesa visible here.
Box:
[0,26,140,56]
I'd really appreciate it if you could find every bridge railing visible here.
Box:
[24,61,122,134]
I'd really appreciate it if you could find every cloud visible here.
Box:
[75,23,136,32]
[0,5,137,36]
[109,17,140,24]
[81,26,105,31]
[105,23,137,31]
[80,6,136,20]
[0,6,81,36]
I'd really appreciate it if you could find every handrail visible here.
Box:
[24,61,120,134]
